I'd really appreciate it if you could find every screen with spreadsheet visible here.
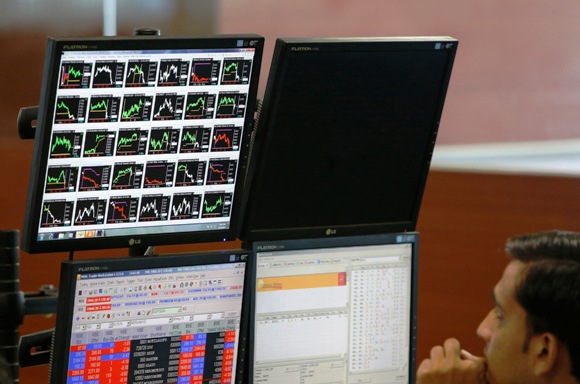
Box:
[250,233,418,384]
[49,251,252,384]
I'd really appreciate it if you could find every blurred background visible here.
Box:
[1,1,579,382]
[2,0,580,143]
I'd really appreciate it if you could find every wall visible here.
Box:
[217,0,580,144]
[415,170,580,360]
[3,1,580,144]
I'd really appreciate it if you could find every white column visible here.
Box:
[103,0,117,36]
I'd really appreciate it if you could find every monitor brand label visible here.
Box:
[256,245,284,251]
[290,46,319,52]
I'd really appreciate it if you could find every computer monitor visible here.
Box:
[250,232,419,384]
[21,34,264,253]
[49,250,252,384]
[241,37,458,241]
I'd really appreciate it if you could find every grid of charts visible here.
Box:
[39,47,256,241]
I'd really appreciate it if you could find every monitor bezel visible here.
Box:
[49,249,254,384]
[247,232,419,384]
[21,34,264,254]
[240,37,457,242]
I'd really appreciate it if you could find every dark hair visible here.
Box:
[506,230,580,380]
[506,230,580,263]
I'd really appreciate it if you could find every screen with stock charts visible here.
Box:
[21,35,264,253]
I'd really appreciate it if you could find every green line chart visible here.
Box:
[54,97,87,124]
[121,95,153,121]
[116,129,148,156]
[59,62,91,89]
[180,126,211,153]
[201,192,232,218]
[111,163,144,189]
[184,93,215,119]
[83,130,116,157]
[50,131,83,158]
[215,92,247,118]
[221,58,252,85]
[45,166,78,193]
[148,128,179,154]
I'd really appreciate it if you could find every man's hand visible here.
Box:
[417,338,488,384]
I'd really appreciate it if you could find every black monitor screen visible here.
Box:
[49,250,252,384]
[241,37,457,241]
[21,35,264,253]
[250,233,419,383]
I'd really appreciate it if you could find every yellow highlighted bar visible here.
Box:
[257,272,346,292]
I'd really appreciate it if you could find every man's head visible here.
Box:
[477,230,580,384]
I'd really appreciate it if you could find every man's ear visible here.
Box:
[528,332,559,377]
